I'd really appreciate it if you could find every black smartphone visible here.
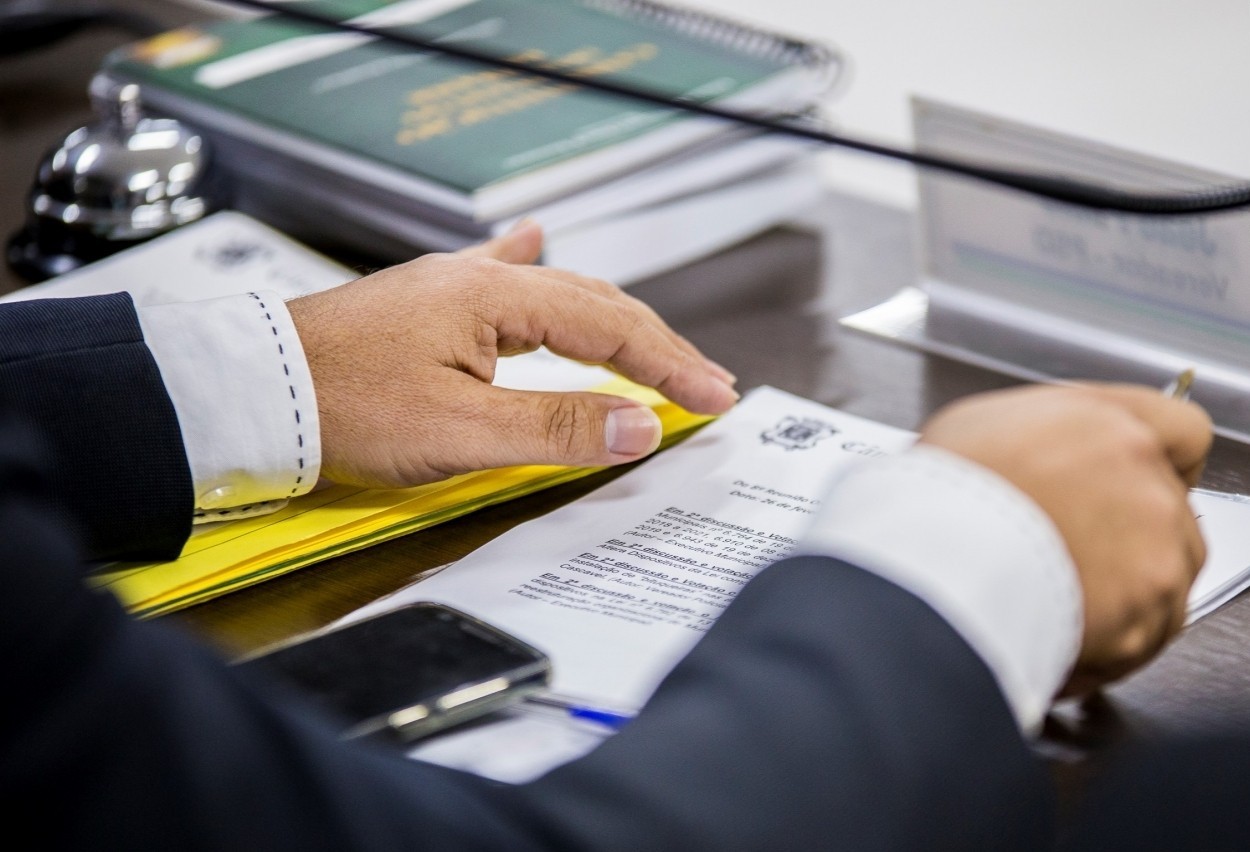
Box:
[233,602,552,744]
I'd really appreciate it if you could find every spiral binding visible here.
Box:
[578,0,845,89]
[202,0,1250,215]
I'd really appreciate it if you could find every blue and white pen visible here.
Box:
[523,694,636,731]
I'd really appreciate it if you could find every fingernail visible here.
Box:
[681,375,741,415]
[705,358,737,385]
[716,379,741,407]
[508,216,540,235]
[605,406,662,456]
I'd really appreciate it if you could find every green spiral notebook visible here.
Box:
[96,0,843,222]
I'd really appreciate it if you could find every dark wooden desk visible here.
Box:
[6,0,1250,797]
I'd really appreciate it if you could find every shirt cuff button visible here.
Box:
[197,484,237,509]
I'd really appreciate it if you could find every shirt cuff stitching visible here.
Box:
[248,292,307,497]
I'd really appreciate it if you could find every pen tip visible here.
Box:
[1170,368,1196,400]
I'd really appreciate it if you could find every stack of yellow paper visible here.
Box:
[91,379,713,617]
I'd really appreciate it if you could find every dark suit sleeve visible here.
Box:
[0,295,1057,848]
[1059,734,1250,850]
[0,406,1057,852]
[516,557,1055,851]
[0,293,192,560]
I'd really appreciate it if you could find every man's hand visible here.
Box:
[286,221,738,488]
[918,384,1212,696]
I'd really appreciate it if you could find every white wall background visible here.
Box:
[683,0,1250,209]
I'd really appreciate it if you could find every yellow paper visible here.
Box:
[92,379,714,617]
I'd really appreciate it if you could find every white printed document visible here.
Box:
[345,386,1250,781]
[364,386,916,714]
[1186,489,1250,622]
[0,211,355,306]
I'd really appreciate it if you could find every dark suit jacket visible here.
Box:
[1,292,1211,850]
[0,293,191,560]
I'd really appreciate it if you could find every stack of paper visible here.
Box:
[93,0,843,284]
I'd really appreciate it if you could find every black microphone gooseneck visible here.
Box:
[209,0,1250,216]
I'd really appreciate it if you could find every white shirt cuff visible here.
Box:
[136,291,321,521]
[799,444,1083,735]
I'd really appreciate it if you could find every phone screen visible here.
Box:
[234,603,551,741]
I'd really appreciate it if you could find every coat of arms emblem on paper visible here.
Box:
[198,239,272,270]
[760,416,838,451]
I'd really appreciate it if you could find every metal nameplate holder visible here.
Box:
[841,97,1250,443]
